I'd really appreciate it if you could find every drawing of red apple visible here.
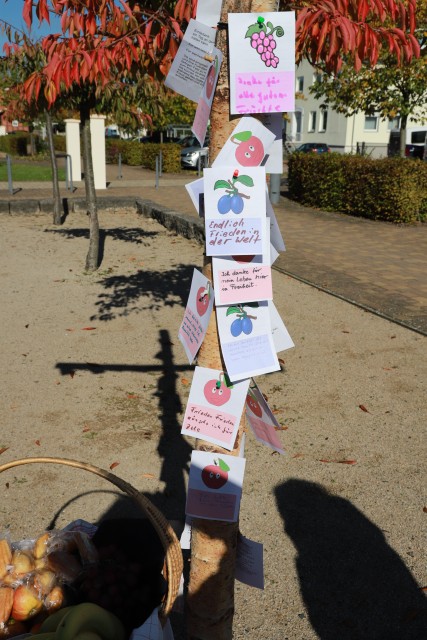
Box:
[196,285,210,316]
[203,372,232,407]
[232,255,255,263]
[246,390,262,418]
[205,56,218,100]
[201,458,230,489]
[232,131,265,166]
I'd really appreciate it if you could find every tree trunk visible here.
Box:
[186,2,276,638]
[400,113,408,158]
[80,102,100,272]
[45,109,62,225]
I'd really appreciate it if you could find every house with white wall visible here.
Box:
[285,59,421,158]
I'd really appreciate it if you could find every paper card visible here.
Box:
[216,301,280,381]
[192,49,222,147]
[204,166,266,256]
[185,177,205,217]
[266,192,286,253]
[181,366,250,450]
[270,243,279,266]
[212,251,272,306]
[245,380,284,453]
[164,19,216,103]
[235,533,264,589]
[178,269,214,363]
[269,301,294,354]
[186,450,246,522]
[212,116,276,169]
[130,607,174,640]
[180,518,192,550]
[196,0,222,28]
[228,12,295,115]
[260,113,284,174]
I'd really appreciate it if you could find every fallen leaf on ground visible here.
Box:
[109,462,119,470]
[292,453,304,459]
[181,377,190,386]
[126,393,139,399]
[0,447,9,455]
[359,404,370,413]
[278,358,285,365]
[141,473,155,479]
[81,327,97,331]
[66,328,74,332]
[423,506,427,513]
[82,426,90,433]
[5,483,9,489]
[35,440,41,446]
[342,330,350,333]
[272,409,282,414]
[69,370,75,379]
[274,425,288,431]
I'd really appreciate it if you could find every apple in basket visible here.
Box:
[11,583,43,621]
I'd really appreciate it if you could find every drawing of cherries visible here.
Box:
[227,302,259,337]
[215,170,254,215]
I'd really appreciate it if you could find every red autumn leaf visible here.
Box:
[359,404,370,413]
[109,462,119,470]
[35,440,41,446]
[81,327,97,331]
[0,447,9,455]
[127,394,138,399]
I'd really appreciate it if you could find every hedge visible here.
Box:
[106,139,181,172]
[288,153,427,224]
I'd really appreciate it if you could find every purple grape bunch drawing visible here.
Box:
[245,17,284,68]
[227,303,259,337]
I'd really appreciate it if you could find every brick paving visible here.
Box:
[1,162,426,334]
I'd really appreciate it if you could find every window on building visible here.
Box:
[388,117,400,130]
[308,111,317,132]
[296,76,304,92]
[319,110,328,132]
[295,111,302,141]
[312,72,322,85]
[364,115,379,131]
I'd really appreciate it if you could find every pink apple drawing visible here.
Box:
[203,372,232,407]
[231,131,265,166]
[196,286,210,317]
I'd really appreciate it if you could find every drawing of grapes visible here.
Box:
[214,170,254,215]
[245,18,284,68]
[227,303,259,337]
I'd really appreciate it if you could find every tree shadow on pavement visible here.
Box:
[90,264,195,320]
[275,479,427,640]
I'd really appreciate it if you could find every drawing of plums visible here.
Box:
[203,372,233,407]
[214,170,254,215]
[227,303,259,338]
[201,458,230,489]
[231,131,265,166]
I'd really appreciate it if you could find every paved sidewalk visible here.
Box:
[1,163,426,334]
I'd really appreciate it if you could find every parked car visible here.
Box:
[180,136,210,169]
[294,142,331,154]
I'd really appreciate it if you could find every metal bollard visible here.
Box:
[269,174,281,204]
[65,154,74,191]
[155,155,159,189]
[6,155,13,194]
[117,153,122,180]
[159,150,163,177]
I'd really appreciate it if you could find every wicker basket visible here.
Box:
[0,456,183,623]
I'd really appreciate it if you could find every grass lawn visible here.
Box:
[0,162,66,182]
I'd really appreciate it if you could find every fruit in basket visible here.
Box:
[0,586,14,625]
[0,540,12,579]
[33,569,56,596]
[44,584,65,612]
[34,533,50,560]
[10,549,34,577]
[0,618,28,637]
[55,602,125,640]
[37,605,74,633]
[11,583,43,621]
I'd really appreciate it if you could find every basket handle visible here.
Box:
[0,456,183,620]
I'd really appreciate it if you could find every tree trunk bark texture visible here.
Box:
[45,109,62,225]
[186,2,276,638]
[80,103,100,272]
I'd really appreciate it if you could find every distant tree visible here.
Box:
[309,10,427,157]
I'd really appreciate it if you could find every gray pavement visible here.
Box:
[1,162,426,335]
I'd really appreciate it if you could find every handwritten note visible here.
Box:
[235,533,264,589]
[213,254,272,305]
[186,450,246,522]
[192,49,222,146]
[178,269,214,363]
[181,367,249,450]
[228,12,295,115]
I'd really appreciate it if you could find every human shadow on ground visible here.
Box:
[275,480,427,639]
[90,263,195,321]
